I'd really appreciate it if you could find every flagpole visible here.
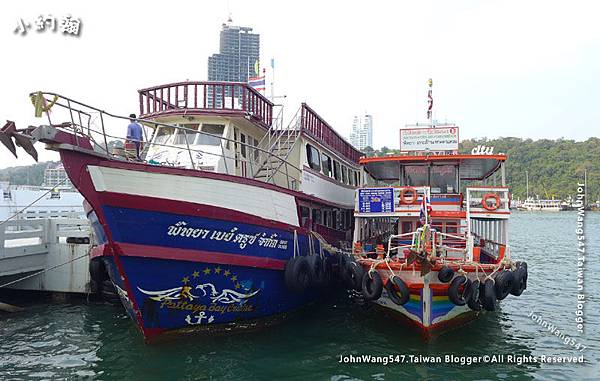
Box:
[270,58,275,102]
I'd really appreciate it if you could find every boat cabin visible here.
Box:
[136,82,362,245]
[354,128,511,264]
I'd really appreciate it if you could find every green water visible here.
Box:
[1,212,599,380]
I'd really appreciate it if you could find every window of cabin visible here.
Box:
[355,171,360,186]
[253,138,260,161]
[401,221,413,233]
[306,144,321,171]
[404,165,428,187]
[445,221,458,234]
[312,208,322,225]
[430,165,458,194]
[324,210,332,228]
[197,124,224,146]
[333,161,341,181]
[341,166,348,184]
[300,206,310,227]
[154,126,176,145]
[240,133,247,158]
[321,153,332,177]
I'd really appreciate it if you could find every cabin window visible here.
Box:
[300,206,310,227]
[253,138,260,161]
[240,133,247,158]
[321,153,332,177]
[341,166,348,184]
[333,161,341,181]
[430,165,458,194]
[197,124,225,146]
[404,165,428,186]
[154,126,176,145]
[446,221,458,234]
[354,171,360,186]
[306,144,321,171]
[174,124,199,145]
[401,221,413,234]
[312,208,322,225]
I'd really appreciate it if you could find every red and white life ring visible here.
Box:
[400,187,418,204]
[481,193,501,211]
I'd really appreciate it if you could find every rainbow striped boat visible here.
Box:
[346,124,528,337]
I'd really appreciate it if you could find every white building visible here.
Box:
[349,114,373,150]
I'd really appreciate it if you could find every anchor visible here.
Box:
[0,121,39,161]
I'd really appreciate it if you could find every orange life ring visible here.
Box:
[482,193,501,211]
[400,187,418,204]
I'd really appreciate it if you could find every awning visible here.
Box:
[360,154,507,181]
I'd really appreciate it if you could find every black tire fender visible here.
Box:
[437,266,454,283]
[467,279,482,311]
[448,275,473,306]
[494,270,515,300]
[344,261,364,291]
[289,256,312,293]
[510,266,527,296]
[385,276,410,305]
[481,278,496,311]
[361,271,383,301]
[306,255,326,288]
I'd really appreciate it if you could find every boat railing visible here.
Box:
[138,81,274,128]
[28,92,302,191]
[386,228,468,260]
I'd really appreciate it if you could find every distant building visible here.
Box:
[43,163,72,189]
[208,21,260,83]
[349,114,373,150]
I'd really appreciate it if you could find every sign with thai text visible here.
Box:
[400,127,459,152]
[358,188,394,213]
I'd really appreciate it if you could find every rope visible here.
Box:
[0,177,70,227]
[0,252,89,289]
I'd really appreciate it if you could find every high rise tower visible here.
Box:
[208,20,260,83]
[349,114,373,150]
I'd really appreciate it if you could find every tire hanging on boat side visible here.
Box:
[481,278,496,311]
[467,279,482,311]
[385,276,410,305]
[306,255,327,289]
[448,275,473,306]
[287,256,313,293]
[510,266,527,296]
[361,271,383,301]
[494,270,515,300]
[437,266,454,283]
[344,261,364,291]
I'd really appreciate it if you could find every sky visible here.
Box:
[1,0,599,168]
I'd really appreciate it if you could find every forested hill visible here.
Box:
[363,137,600,201]
[1,137,598,201]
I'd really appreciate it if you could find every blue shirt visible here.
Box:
[127,122,143,142]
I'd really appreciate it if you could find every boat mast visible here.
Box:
[526,170,529,200]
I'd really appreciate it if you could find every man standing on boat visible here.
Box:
[126,114,143,160]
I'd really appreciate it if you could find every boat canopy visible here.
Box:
[360,154,506,181]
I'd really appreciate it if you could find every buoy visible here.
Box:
[494,270,514,300]
[437,266,454,283]
[361,271,383,301]
[385,276,410,305]
[448,275,473,306]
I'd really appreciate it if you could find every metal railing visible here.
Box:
[30,92,302,191]
[138,81,273,128]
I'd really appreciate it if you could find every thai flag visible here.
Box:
[419,193,431,224]
[248,76,265,92]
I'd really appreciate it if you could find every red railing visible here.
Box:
[300,103,362,164]
[138,81,273,128]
